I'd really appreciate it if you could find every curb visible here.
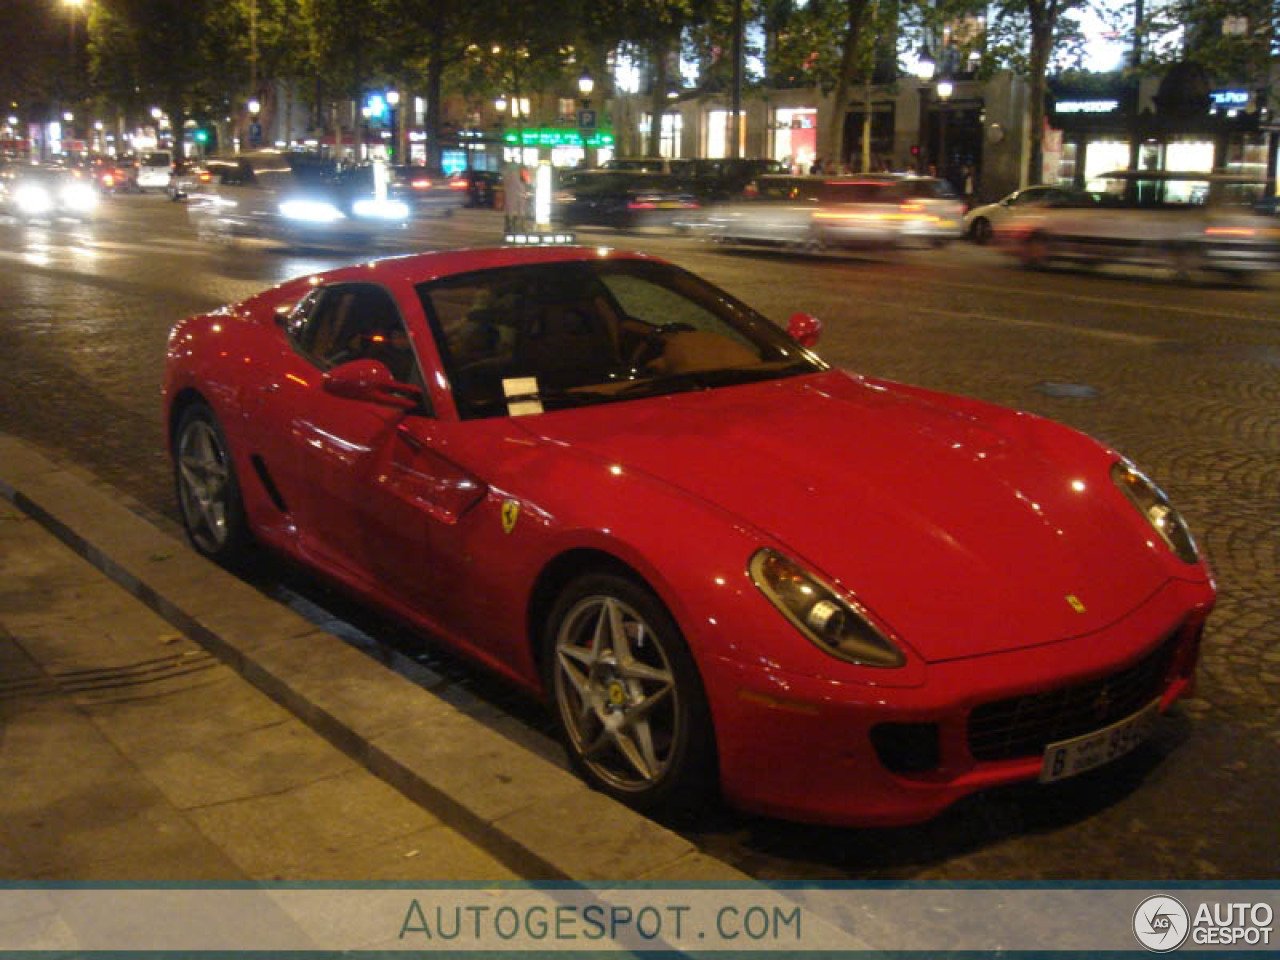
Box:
[0,433,747,882]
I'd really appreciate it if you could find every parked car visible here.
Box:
[995,170,1280,280]
[554,170,700,229]
[963,185,1096,244]
[136,150,173,191]
[187,151,410,247]
[164,245,1214,826]
[677,157,789,204]
[704,174,964,250]
[0,163,98,221]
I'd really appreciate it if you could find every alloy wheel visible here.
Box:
[553,594,680,792]
[177,417,233,554]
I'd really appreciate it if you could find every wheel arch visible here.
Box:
[168,387,210,453]
[526,547,649,684]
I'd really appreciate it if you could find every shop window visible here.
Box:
[706,110,746,159]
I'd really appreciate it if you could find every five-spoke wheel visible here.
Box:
[174,403,249,563]
[546,573,715,818]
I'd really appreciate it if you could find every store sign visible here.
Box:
[503,127,615,148]
[1056,99,1120,114]
[1210,89,1250,108]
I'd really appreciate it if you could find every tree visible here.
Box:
[941,0,1101,184]
[768,0,898,168]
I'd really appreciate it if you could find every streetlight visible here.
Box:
[386,89,400,163]
[915,47,936,174]
[936,77,953,184]
[494,96,508,114]
[577,70,595,166]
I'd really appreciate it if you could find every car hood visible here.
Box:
[515,370,1177,663]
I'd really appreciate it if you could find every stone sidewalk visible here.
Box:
[0,496,517,881]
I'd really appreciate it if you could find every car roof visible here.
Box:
[1095,169,1272,184]
[282,246,661,291]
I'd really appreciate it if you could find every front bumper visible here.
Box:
[704,577,1214,826]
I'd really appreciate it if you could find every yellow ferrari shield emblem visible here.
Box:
[1066,594,1087,614]
[607,681,627,707]
[501,499,520,535]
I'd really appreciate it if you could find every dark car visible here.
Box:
[384,165,467,217]
[448,169,501,208]
[0,163,99,220]
[187,151,410,247]
[554,170,700,229]
[679,157,789,203]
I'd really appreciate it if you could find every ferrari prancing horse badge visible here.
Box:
[501,499,520,534]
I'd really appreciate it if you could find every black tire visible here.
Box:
[173,402,251,565]
[969,217,992,244]
[1020,231,1051,270]
[543,572,717,822]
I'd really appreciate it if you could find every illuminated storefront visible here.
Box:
[771,108,817,172]
[502,127,616,167]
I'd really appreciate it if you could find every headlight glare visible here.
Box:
[353,198,409,220]
[749,549,905,668]
[1110,460,1198,563]
[279,200,345,222]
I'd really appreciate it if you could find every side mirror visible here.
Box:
[787,312,822,349]
[323,359,422,410]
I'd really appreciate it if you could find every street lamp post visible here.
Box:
[386,89,401,164]
[915,48,935,175]
[935,77,953,186]
[577,69,595,167]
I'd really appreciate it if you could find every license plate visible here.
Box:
[1040,698,1160,783]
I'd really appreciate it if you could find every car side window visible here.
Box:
[286,283,424,388]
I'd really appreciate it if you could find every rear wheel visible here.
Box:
[1020,231,1051,269]
[174,403,250,564]
[969,217,992,244]
[544,573,716,821]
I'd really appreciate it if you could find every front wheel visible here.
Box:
[545,573,716,821]
[969,217,992,244]
[174,402,250,564]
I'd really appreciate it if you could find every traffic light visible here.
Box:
[910,144,920,157]
[194,129,209,144]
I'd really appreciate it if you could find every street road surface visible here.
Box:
[1,194,1276,880]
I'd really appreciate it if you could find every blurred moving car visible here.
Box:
[447,169,501,208]
[168,160,211,200]
[136,150,173,191]
[996,170,1280,280]
[554,170,700,229]
[963,185,1096,244]
[164,245,1214,826]
[704,174,964,250]
[187,151,410,247]
[381,165,466,218]
[0,164,99,221]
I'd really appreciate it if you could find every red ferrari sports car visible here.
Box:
[164,246,1215,825]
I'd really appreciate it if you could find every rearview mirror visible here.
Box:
[323,359,423,410]
[787,312,822,349]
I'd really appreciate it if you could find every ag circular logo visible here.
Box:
[1133,895,1190,952]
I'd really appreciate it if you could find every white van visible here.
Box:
[137,151,172,191]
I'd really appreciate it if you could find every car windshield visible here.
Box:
[418,258,825,419]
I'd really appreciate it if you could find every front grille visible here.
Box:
[967,633,1179,762]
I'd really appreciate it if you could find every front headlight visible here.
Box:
[1110,460,1198,564]
[61,183,98,213]
[15,184,53,216]
[748,549,905,668]
[279,200,345,222]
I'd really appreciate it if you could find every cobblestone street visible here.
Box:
[0,196,1276,879]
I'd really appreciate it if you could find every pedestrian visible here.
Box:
[962,165,976,206]
[809,156,824,175]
